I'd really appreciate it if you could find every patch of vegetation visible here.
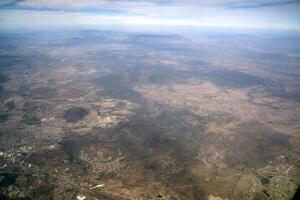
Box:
[18,85,30,97]
[94,74,125,88]
[0,114,9,122]
[146,68,186,85]
[94,72,142,101]
[6,101,15,110]
[225,122,292,169]
[0,194,32,200]
[269,133,291,149]
[0,86,11,100]
[30,184,54,200]
[22,101,53,114]
[0,173,17,187]
[205,70,267,89]
[0,73,9,84]
[63,107,89,123]
[267,83,300,102]
[96,87,141,100]
[22,114,41,125]
[28,87,56,99]
[260,177,270,185]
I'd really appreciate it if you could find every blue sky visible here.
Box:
[0,0,300,30]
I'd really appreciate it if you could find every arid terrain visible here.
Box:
[0,30,299,200]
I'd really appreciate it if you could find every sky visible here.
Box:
[0,0,300,30]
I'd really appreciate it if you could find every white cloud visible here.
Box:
[1,8,298,30]
[16,0,300,9]
[17,0,106,9]
[0,0,299,30]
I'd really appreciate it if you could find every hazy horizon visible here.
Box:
[1,0,300,31]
